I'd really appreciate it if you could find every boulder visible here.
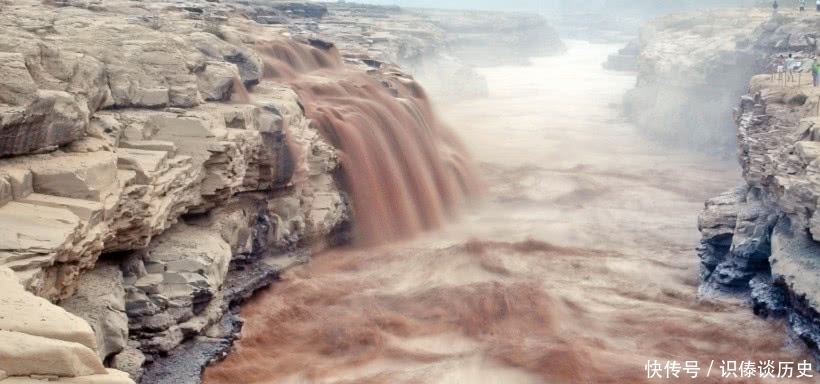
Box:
[186,32,263,87]
[109,345,145,381]
[197,61,241,102]
[0,264,97,350]
[0,330,105,377]
[0,91,89,157]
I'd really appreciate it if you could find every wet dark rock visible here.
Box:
[712,261,757,288]
[750,275,787,318]
[139,250,307,384]
[699,186,777,291]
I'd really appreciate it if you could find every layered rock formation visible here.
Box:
[0,0,346,381]
[625,9,772,151]
[692,13,820,359]
[0,0,558,383]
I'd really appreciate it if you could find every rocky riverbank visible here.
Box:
[686,11,820,360]
[0,1,560,383]
[698,72,820,360]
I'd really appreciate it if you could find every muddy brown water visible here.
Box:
[205,40,812,383]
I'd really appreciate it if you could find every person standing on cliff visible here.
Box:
[813,58,820,87]
[786,54,796,83]
[772,0,778,12]
[776,55,786,81]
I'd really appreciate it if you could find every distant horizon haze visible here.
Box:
[321,0,755,13]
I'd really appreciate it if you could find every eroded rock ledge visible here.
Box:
[0,0,560,383]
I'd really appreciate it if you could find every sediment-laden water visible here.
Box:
[205,41,812,383]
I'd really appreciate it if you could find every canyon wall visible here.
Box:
[686,12,820,359]
[625,9,772,152]
[0,1,560,383]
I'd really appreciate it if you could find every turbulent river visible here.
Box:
[205,41,812,383]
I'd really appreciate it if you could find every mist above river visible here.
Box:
[204,41,810,383]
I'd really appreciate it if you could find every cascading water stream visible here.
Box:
[252,39,481,245]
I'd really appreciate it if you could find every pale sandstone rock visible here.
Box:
[0,268,131,382]
[795,141,820,163]
[102,39,203,109]
[0,176,11,207]
[87,114,125,148]
[26,151,118,201]
[0,267,97,350]
[2,369,133,384]
[0,200,105,298]
[118,140,177,156]
[4,168,33,200]
[0,52,37,106]
[197,61,241,102]
[109,346,145,381]
[221,104,260,131]
[186,32,263,86]
[146,112,228,169]
[0,330,105,377]
[22,194,104,227]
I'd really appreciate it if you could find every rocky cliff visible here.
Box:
[625,9,775,152]
[0,1,559,383]
[691,12,820,360]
